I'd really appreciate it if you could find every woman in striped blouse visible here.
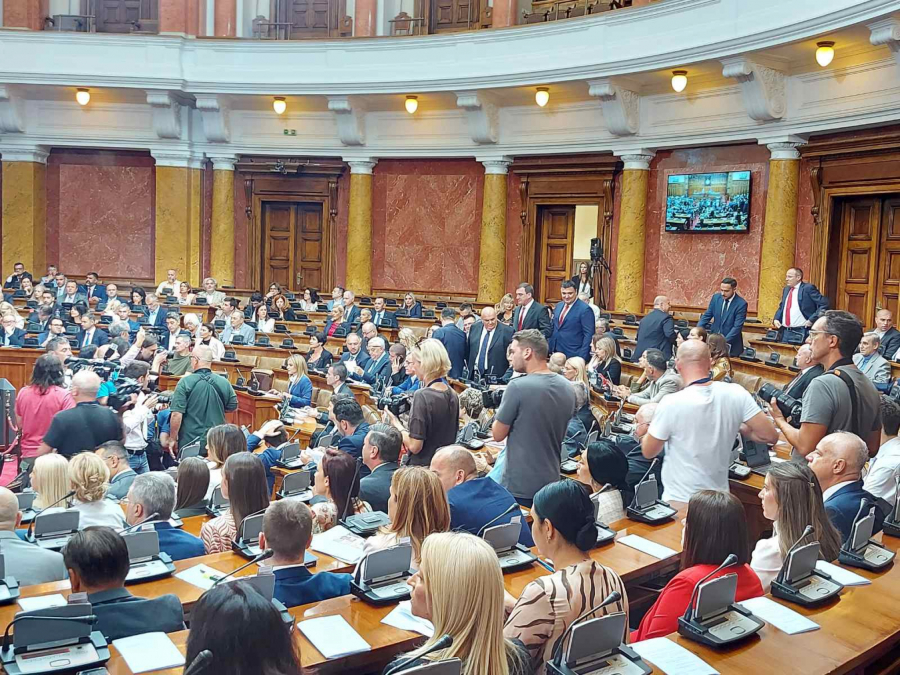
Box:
[504,480,627,674]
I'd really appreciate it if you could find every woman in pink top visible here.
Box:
[7,354,75,484]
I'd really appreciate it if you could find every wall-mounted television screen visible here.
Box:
[665,171,751,233]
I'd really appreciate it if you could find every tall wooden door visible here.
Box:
[430,0,477,32]
[535,205,575,305]
[95,0,158,32]
[279,0,332,37]
[261,201,325,292]
[835,195,900,323]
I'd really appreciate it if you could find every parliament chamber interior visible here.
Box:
[2,0,900,673]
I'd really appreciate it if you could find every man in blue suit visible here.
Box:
[84,272,108,305]
[0,315,26,347]
[143,294,168,328]
[341,290,362,326]
[549,280,594,361]
[698,277,747,357]
[808,432,888,542]
[633,295,677,361]
[774,267,829,339]
[76,313,110,349]
[260,500,352,608]
[371,297,398,328]
[433,307,467,379]
[340,333,371,370]
[349,336,391,385]
[124,472,205,561]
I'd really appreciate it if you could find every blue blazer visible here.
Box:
[372,310,398,328]
[286,375,313,408]
[246,435,281,491]
[340,349,371,370]
[337,422,371,472]
[76,328,110,348]
[549,299,594,361]
[448,478,534,547]
[152,522,205,561]
[85,285,108,303]
[273,565,352,608]
[774,282,829,326]
[633,308,677,361]
[433,324,468,379]
[352,353,392,386]
[0,328,26,347]
[698,293,748,357]
[403,302,423,318]
[392,376,420,396]
[824,480,886,543]
[143,306,168,328]
[343,305,362,326]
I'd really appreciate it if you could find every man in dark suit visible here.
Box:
[466,307,513,380]
[360,423,401,513]
[549,280,594,361]
[62,528,185,641]
[633,295,677,361]
[259,500,352,608]
[340,333,371,371]
[341,290,362,326]
[38,317,67,347]
[873,308,900,361]
[512,282,552,339]
[84,271,107,305]
[333,398,371,476]
[371,297,398,329]
[77,313,110,349]
[433,307,467,379]
[698,277,747,357]
[124,473,205,562]
[783,344,824,402]
[348,336,391,386]
[774,267,829,338]
[808,432,888,542]
[143,293,168,328]
[0,315,25,347]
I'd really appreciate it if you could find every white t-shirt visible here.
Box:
[648,381,761,503]
[863,436,900,504]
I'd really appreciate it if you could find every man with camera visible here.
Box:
[492,329,576,507]
[156,334,194,377]
[769,310,882,458]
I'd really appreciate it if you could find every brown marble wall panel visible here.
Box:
[644,145,770,312]
[795,159,815,276]
[232,171,249,288]
[372,160,483,295]
[505,171,522,294]
[46,150,155,281]
[334,169,351,288]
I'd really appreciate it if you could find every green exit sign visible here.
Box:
[283,129,297,136]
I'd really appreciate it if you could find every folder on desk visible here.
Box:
[297,615,371,660]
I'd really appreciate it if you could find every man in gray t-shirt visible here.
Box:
[492,329,576,504]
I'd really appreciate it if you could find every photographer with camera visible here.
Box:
[492,329,576,507]
[769,310,882,458]
[156,334,194,376]
[383,339,459,467]
[119,361,159,474]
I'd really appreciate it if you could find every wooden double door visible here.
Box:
[535,205,576,305]
[94,0,158,32]
[261,200,326,293]
[831,194,900,322]
[430,0,478,32]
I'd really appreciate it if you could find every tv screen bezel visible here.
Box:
[664,170,751,234]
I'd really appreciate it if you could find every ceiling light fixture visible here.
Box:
[816,41,835,67]
[273,97,286,115]
[535,87,550,107]
[75,88,91,106]
[405,96,418,114]
[671,71,688,93]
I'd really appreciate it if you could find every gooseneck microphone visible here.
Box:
[773,525,814,584]
[183,650,214,675]
[476,503,520,538]
[120,512,161,535]
[1,614,96,651]
[682,554,738,622]
[26,490,76,540]
[211,549,274,586]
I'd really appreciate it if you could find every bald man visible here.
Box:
[466,307,513,379]
[430,445,533,547]
[39,370,123,458]
[873,308,900,360]
[633,295,677,362]
[807,432,889,541]
[0,487,67,585]
[783,343,824,402]
[642,340,778,505]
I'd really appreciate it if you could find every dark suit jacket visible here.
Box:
[88,587,185,641]
[879,327,900,361]
[774,282,829,326]
[76,328,110,348]
[824,480,886,543]
[447,477,534,547]
[402,302,423,318]
[340,349,371,370]
[143,306,168,328]
[152,522,205,561]
[306,348,334,371]
[549,299,594,361]
[433,324,467,379]
[466,321,513,378]
[352,353,391,385]
[343,304,362,326]
[371,310,398,328]
[512,301,552,339]
[698,293,748,357]
[633,308,677,361]
[84,284,107,303]
[273,565,352,609]
[0,328,26,347]
[359,462,399,513]
[337,422,371,476]
[784,364,824,401]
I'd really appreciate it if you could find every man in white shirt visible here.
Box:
[864,397,900,505]
[852,332,891,384]
[156,269,181,297]
[642,339,778,505]
[120,364,158,474]
[578,292,601,321]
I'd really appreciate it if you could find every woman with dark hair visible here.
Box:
[197,322,225,362]
[305,332,333,372]
[129,287,147,310]
[708,333,733,381]
[576,439,630,523]
[10,354,74,481]
[205,423,246,499]
[298,288,319,312]
[310,448,370,533]
[505,480,626,672]
[688,326,708,342]
[270,294,297,322]
[200,453,269,553]
[632,490,763,641]
[570,261,593,299]
[675,327,691,348]
[185,580,302,675]
[68,302,88,325]
[174,456,211,518]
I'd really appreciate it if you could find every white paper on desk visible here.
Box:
[17,594,67,613]
[815,560,871,586]
[310,525,366,564]
[738,597,819,635]
[305,448,325,463]
[174,563,226,590]
[617,534,678,560]
[631,638,719,675]
[298,615,371,660]
[382,601,434,638]
[113,632,185,673]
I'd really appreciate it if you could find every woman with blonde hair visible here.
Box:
[708,333,733,381]
[324,304,344,337]
[32,453,70,511]
[402,292,423,318]
[495,293,515,325]
[588,335,621,386]
[386,532,531,675]
[365,466,450,567]
[384,339,459,466]
[268,353,311,408]
[205,423,246,499]
[397,327,419,353]
[562,356,589,389]
[68,452,126,529]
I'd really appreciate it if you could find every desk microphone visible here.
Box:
[1,614,97,651]
[211,549,273,586]
[476,503,520,537]
[26,490,75,540]
[550,591,622,667]
[773,525,813,585]
[628,458,658,509]
[120,512,160,535]
[340,458,364,522]
[183,649,214,675]
[682,554,737,623]
[384,634,454,675]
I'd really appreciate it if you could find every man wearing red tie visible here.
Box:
[549,281,594,361]
[773,267,829,341]
[511,283,551,339]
